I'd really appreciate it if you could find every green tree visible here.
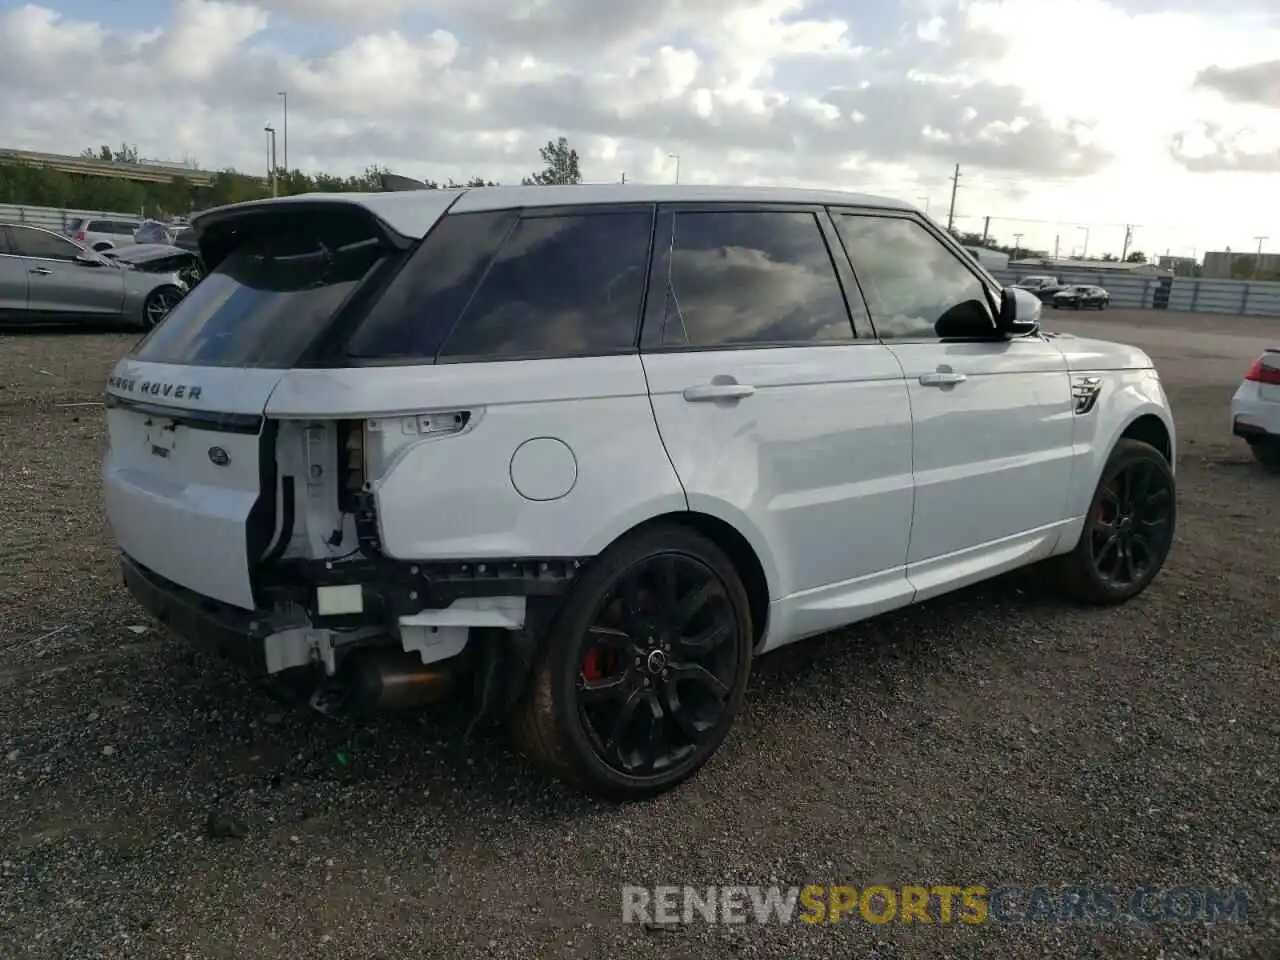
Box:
[80,143,141,163]
[523,137,581,185]
[1125,251,1147,263]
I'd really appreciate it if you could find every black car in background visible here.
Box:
[1051,284,1111,310]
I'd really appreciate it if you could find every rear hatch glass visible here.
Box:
[132,213,386,368]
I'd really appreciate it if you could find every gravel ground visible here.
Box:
[0,313,1277,959]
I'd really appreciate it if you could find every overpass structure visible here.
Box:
[0,147,263,187]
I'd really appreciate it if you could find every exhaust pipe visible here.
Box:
[346,648,456,710]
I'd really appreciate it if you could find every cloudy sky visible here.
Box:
[1,0,1278,259]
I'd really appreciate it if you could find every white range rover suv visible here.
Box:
[102,184,1177,800]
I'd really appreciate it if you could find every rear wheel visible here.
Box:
[142,285,184,330]
[1054,439,1176,604]
[1251,440,1280,473]
[512,524,753,801]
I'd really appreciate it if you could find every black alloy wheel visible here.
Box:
[513,524,753,800]
[1055,438,1176,604]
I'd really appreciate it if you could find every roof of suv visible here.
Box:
[194,183,914,240]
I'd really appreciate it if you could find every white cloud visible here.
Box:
[0,0,1279,257]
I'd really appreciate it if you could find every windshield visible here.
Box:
[131,219,387,368]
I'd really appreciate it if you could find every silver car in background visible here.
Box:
[64,216,143,252]
[0,223,189,330]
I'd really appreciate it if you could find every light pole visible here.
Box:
[278,91,288,172]
[1253,235,1269,279]
[264,124,277,196]
[667,152,680,184]
[1012,233,1024,259]
[1078,225,1090,259]
[918,195,930,213]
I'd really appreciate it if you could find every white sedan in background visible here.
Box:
[1231,349,1280,471]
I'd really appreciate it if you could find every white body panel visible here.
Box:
[102,360,286,609]
[886,338,1076,598]
[266,356,687,560]
[641,344,917,648]
[1230,350,1280,440]
[1231,380,1280,437]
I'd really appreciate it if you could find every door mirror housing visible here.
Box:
[74,252,107,267]
[997,285,1042,338]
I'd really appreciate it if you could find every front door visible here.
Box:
[829,210,1075,601]
[640,204,917,643]
[7,225,124,322]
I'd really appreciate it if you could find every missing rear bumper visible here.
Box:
[122,553,274,676]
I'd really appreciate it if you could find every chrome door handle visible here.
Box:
[682,383,756,402]
[29,267,53,276]
[919,371,967,386]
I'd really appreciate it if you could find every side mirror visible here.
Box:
[997,285,1041,338]
[74,252,105,267]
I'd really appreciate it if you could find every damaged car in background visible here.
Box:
[0,222,191,329]
[101,242,205,293]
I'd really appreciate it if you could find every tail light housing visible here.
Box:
[1244,356,1280,385]
[75,230,86,242]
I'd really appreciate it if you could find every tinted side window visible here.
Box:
[344,210,517,361]
[659,210,853,347]
[437,211,651,361]
[9,226,80,260]
[834,215,995,340]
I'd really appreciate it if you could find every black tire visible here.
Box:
[1251,440,1280,473]
[512,523,754,801]
[1054,439,1176,605]
[142,285,184,330]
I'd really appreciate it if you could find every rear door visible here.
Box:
[7,225,124,322]
[0,227,30,318]
[103,203,405,609]
[829,210,1074,600]
[639,203,916,638]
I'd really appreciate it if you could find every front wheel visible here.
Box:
[1053,439,1176,605]
[512,524,754,801]
[141,285,184,330]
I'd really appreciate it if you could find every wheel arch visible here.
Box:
[1119,412,1173,465]
[593,509,775,649]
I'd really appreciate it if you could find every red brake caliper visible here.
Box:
[581,648,604,682]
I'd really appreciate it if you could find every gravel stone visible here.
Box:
[0,315,1276,959]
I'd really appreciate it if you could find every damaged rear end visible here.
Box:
[102,191,562,716]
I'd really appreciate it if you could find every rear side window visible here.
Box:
[346,208,653,363]
[656,210,855,348]
[133,213,386,368]
[8,226,81,260]
[438,211,651,361]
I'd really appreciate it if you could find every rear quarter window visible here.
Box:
[345,207,654,363]
[132,212,387,368]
